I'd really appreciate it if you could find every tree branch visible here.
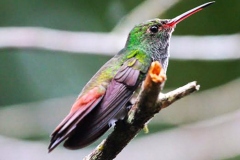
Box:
[83,62,200,160]
[158,81,200,109]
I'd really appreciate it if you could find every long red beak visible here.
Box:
[166,1,215,27]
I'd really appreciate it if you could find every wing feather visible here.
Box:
[64,61,144,149]
[48,86,106,152]
[49,50,152,151]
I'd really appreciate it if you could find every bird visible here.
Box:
[48,1,215,152]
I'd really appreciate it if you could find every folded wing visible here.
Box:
[64,58,145,149]
[48,86,106,152]
[48,55,151,151]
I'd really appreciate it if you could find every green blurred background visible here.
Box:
[0,0,239,159]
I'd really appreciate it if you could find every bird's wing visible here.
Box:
[48,85,107,152]
[64,54,151,149]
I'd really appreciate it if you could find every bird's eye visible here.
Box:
[149,25,159,33]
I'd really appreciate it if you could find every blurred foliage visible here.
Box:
[225,155,240,160]
[0,0,143,31]
[0,49,110,105]
[167,59,240,90]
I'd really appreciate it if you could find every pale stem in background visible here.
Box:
[0,27,239,60]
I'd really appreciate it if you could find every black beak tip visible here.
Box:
[202,1,215,9]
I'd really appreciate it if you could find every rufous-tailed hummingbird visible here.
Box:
[48,1,214,152]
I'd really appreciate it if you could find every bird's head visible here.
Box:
[126,18,174,58]
[125,1,215,63]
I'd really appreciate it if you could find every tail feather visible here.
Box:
[48,95,104,152]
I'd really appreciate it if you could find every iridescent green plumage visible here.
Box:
[49,19,173,151]
[51,19,173,150]
[81,18,174,96]
[49,1,214,152]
